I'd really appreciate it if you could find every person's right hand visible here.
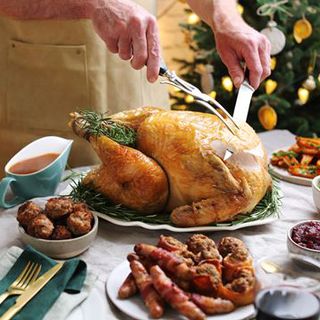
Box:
[91,0,160,83]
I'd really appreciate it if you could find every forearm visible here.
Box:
[0,0,102,19]
[186,0,244,32]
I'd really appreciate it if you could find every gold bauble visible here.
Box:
[185,94,195,104]
[293,18,313,42]
[265,79,278,95]
[270,57,277,70]
[258,105,277,130]
[297,87,310,104]
[221,76,233,92]
[188,13,200,25]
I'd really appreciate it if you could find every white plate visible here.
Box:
[106,261,255,320]
[94,211,278,233]
[270,146,312,186]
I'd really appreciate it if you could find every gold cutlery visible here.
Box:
[0,261,41,305]
[0,262,63,320]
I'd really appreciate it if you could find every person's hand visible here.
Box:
[213,21,271,89]
[91,0,160,83]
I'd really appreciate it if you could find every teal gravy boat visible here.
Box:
[0,136,73,208]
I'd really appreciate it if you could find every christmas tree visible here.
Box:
[171,0,320,136]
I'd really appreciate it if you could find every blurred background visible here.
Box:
[158,0,320,137]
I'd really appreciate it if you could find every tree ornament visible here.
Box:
[303,75,316,91]
[270,57,277,70]
[261,21,286,55]
[185,94,195,104]
[265,79,278,95]
[297,87,310,104]
[221,76,233,92]
[199,65,214,94]
[173,104,188,111]
[293,18,313,43]
[258,105,277,130]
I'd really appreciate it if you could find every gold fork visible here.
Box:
[0,261,41,304]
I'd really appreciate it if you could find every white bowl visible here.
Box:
[287,220,320,262]
[19,214,98,259]
[312,175,320,213]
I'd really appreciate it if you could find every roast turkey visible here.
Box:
[70,107,271,227]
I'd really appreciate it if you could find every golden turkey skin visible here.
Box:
[70,107,271,227]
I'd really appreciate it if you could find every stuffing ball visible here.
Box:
[67,206,93,236]
[17,201,42,228]
[27,214,54,239]
[45,197,74,220]
[51,225,72,240]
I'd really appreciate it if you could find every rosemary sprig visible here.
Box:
[70,173,281,227]
[77,110,137,147]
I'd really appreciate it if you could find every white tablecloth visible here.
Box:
[0,130,319,320]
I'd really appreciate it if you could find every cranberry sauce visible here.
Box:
[291,221,320,251]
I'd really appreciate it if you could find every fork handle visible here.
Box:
[0,292,10,305]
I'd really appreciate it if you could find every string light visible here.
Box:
[237,4,244,15]
[185,94,195,103]
[188,13,200,24]
[221,76,233,92]
[270,57,277,70]
[209,91,217,99]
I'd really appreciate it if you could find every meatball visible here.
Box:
[67,207,93,236]
[218,237,246,257]
[45,197,74,220]
[17,201,42,228]
[52,225,72,240]
[27,214,54,239]
[187,234,221,261]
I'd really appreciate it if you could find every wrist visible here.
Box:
[211,0,244,34]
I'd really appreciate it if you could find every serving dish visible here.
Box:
[19,213,98,259]
[106,261,255,320]
[287,220,320,262]
[312,176,320,212]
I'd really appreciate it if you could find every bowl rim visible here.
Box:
[312,175,320,192]
[18,213,98,243]
[287,219,320,254]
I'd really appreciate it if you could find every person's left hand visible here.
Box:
[214,21,271,90]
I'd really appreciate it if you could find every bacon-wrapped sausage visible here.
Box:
[130,260,164,318]
[118,273,137,299]
[150,265,206,320]
[191,293,235,314]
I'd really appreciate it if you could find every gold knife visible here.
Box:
[0,263,64,320]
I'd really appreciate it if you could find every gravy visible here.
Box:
[9,153,60,174]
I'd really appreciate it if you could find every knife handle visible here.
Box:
[159,58,168,76]
[0,303,22,320]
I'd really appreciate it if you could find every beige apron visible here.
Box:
[0,1,169,174]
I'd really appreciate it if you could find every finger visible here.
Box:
[220,50,244,88]
[146,17,160,83]
[118,36,132,61]
[243,46,263,90]
[130,18,148,70]
[105,36,119,54]
[259,37,271,81]
[259,45,271,82]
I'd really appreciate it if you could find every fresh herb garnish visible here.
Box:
[76,110,137,147]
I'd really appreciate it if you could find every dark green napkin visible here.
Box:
[0,245,87,320]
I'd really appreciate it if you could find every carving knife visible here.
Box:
[0,263,64,320]
[223,79,255,160]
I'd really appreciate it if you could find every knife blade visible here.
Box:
[0,263,64,320]
[223,79,255,161]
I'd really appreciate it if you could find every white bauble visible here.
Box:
[261,21,286,55]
